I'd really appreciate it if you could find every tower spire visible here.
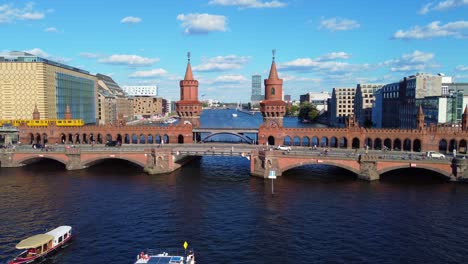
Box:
[32,104,40,120]
[184,51,194,80]
[268,49,279,80]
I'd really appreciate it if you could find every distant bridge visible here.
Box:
[193,128,259,143]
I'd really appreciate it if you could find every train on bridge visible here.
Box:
[0,119,85,127]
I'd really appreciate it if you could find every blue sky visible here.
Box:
[1,0,468,102]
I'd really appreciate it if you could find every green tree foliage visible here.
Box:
[286,104,299,116]
[298,102,319,121]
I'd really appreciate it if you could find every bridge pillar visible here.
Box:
[144,148,175,175]
[250,150,282,178]
[0,150,21,168]
[358,155,380,181]
[65,148,84,170]
[452,158,468,182]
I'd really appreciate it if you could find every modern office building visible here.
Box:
[132,96,163,118]
[300,91,331,112]
[96,74,133,123]
[354,84,383,126]
[328,87,356,127]
[97,86,117,125]
[122,85,157,96]
[0,51,97,124]
[250,75,263,106]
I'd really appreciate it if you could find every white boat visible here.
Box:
[232,113,238,117]
[9,226,73,264]
[135,249,195,264]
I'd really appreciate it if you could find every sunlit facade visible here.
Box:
[0,52,97,124]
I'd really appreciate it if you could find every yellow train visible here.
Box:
[0,119,85,127]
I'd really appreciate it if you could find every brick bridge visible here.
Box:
[2,146,468,182]
[5,52,468,182]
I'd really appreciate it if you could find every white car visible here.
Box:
[276,145,291,151]
[426,151,445,159]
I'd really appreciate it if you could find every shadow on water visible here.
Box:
[380,168,449,184]
[282,164,358,182]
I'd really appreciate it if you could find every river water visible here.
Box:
[1,109,468,264]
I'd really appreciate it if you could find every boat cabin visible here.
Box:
[46,226,72,247]
[15,234,54,257]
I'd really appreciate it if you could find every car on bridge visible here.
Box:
[276,145,291,151]
[426,151,445,159]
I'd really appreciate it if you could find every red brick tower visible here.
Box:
[64,105,72,120]
[260,50,286,127]
[32,104,40,120]
[462,105,468,131]
[416,105,425,130]
[176,52,202,127]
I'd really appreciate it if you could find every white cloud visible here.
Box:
[393,20,468,39]
[177,13,227,34]
[129,68,168,78]
[44,27,58,33]
[280,55,371,74]
[98,54,159,66]
[208,0,287,8]
[382,50,439,72]
[0,3,45,23]
[120,16,142,24]
[456,65,468,71]
[213,74,248,83]
[319,17,360,32]
[419,0,468,14]
[79,52,101,59]
[24,48,71,63]
[193,55,250,72]
[316,52,351,61]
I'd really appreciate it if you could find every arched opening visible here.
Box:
[393,138,402,151]
[311,136,319,148]
[89,133,95,144]
[178,135,184,144]
[384,138,391,150]
[413,139,421,152]
[302,136,310,146]
[365,137,372,149]
[320,136,328,147]
[60,134,66,144]
[267,136,275,146]
[148,134,153,144]
[132,134,138,144]
[82,134,88,144]
[42,133,48,145]
[339,137,348,148]
[156,135,162,144]
[460,139,467,154]
[352,138,360,149]
[163,134,169,144]
[374,138,382,150]
[330,137,338,148]
[293,136,300,146]
[117,134,123,144]
[139,134,146,144]
[449,139,457,152]
[68,134,73,144]
[35,133,41,144]
[97,134,103,144]
[380,168,450,183]
[403,138,411,151]
[124,134,130,144]
[75,133,80,144]
[284,136,291,146]
[105,134,112,143]
[439,139,447,152]
[29,133,34,144]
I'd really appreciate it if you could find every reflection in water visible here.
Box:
[1,151,468,263]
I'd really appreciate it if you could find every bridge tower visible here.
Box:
[416,105,425,130]
[260,50,286,127]
[176,52,202,128]
[462,106,468,131]
[64,105,72,120]
[32,104,40,120]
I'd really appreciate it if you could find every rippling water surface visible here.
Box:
[1,110,468,263]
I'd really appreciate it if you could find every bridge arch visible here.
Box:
[82,157,145,169]
[302,136,310,146]
[16,156,68,167]
[378,165,451,178]
[201,132,253,144]
[439,139,447,152]
[384,138,391,150]
[293,136,300,146]
[413,139,422,152]
[394,138,401,151]
[339,137,347,148]
[330,137,338,148]
[267,136,275,146]
[449,139,457,152]
[403,138,411,151]
[178,134,184,144]
[280,160,360,176]
[374,138,382,150]
[352,138,360,149]
[284,136,291,146]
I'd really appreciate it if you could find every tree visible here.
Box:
[298,102,319,121]
[286,104,299,116]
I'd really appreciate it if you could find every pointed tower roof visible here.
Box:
[184,51,194,80]
[418,105,424,115]
[32,104,40,120]
[268,49,279,80]
[33,104,39,114]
